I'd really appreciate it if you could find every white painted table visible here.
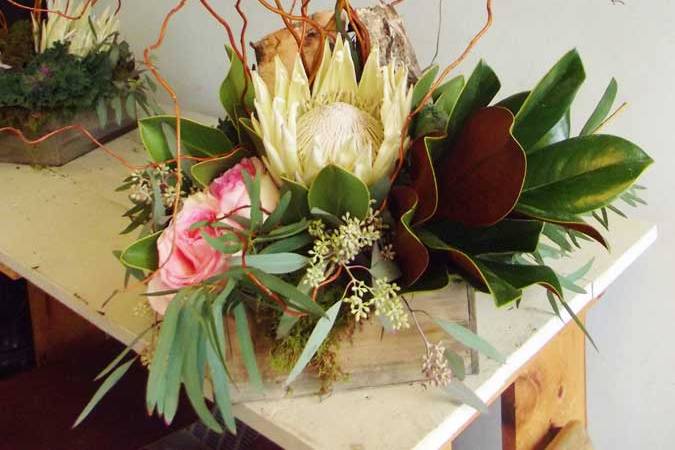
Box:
[0,123,657,450]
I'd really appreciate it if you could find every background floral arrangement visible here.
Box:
[0,0,157,135]
[63,0,653,435]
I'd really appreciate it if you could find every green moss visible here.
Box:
[258,287,355,392]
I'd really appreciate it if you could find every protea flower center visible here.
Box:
[296,102,384,173]
[251,38,413,187]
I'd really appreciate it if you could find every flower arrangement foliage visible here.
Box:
[0,1,156,135]
[81,1,652,434]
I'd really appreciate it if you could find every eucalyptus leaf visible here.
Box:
[285,301,342,386]
[231,253,308,274]
[234,303,263,392]
[444,380,488,413]
[435,318,505,363]
[74,357,137,427]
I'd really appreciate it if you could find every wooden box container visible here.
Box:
[0,109,136,167]
[225,281,478,402]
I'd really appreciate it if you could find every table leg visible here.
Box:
[26,283,106,366]
[501,310,588,450]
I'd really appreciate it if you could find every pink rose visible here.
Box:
[147,157,280,315]
[209,157,280,222]
[147,193,229,315]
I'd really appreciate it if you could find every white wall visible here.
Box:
[113,1,674,448]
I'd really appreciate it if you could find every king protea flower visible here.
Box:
[251,38,413,187]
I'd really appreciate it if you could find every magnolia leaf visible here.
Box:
[190,149,246,188]
[220,46,254,130]
[427,219,543,255]
[445,60,501,146]
[308,165,370,220]
[119,231,161,271]
[285,301,342,387]
[419,231,522,306]
[435,106,526,227]
[513,49,585,150]
[580,78,618,136]
[390,186,429,286]
[519,135,653,216]
[412,65,439,109]
[408,138,439,225]
[434,75,465,117]
[139,116,233,163]
[74,357,137,427]
[233,303,263,392]
[435,318,505,363]
[475,259,564,301]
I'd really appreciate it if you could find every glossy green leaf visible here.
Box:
[231,253,308,274]
[308,165,370,220]
[438,60,500,157]
[261,191,292,233]
[190,149,246,188]
[513,49,585,150]
[233,303,263,392]
[495,91,528,114]
[434,75,465,116]
[519,135,653,216]
[435,318,505,363]
[280,179,310,224]
[475,259,563,301]
[580,78,617,136]
[139,116,233,163]
[427,219,543,255]
[220,46,254,129]
[412,65,439,109]
[530,109,570,153]
[285,301,342,387]
[74,357,137,427]
[119,231,161,271]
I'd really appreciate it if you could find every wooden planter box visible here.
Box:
[0,109,136,167]
[225,281,478,402]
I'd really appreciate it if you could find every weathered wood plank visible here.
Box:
[501,310,588,450]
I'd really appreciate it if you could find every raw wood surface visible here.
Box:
[225,283,475,401]
[501,311,588,450]
[0,262,20,280]
[544,420,594,450]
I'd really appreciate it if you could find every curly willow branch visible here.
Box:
[391,0,494,181]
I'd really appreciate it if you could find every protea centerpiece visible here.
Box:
[251,38,413,187]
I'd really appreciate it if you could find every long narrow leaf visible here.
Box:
[285,301,342,387]
[74,357,137,427]
[435,319,505,363]
[205,340,236,434]
[234,303,263,391]
[444,380,488,413]
[95,324,155,381]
